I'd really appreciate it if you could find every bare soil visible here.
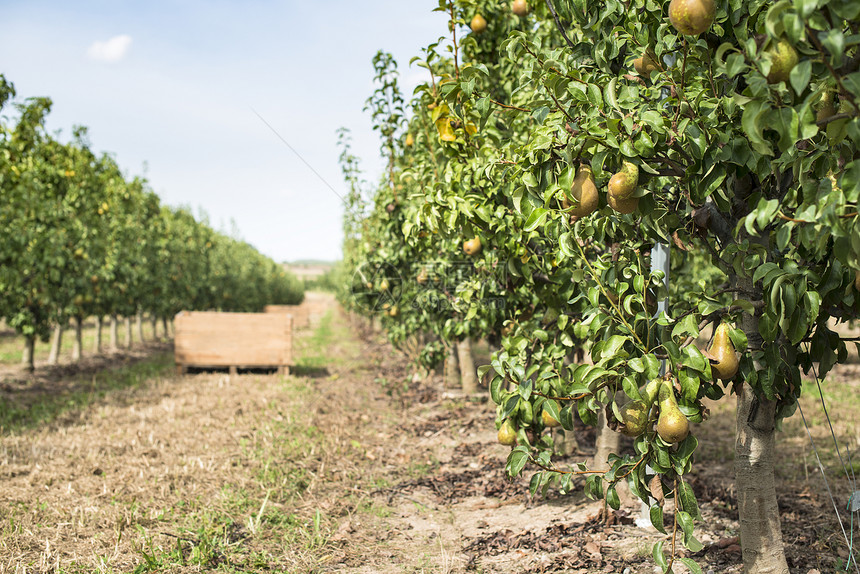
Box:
[0,297,856,573]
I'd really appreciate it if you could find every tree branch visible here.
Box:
[544,0,577,51]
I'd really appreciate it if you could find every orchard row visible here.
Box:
[0,76,304,371]
[340,0,860,571]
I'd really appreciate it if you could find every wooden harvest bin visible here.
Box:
[264,304,310,329]
[300,293,330,325]
[174,311,292,375]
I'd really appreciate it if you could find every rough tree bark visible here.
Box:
[444,343,460,388]
[48,324,63,365]
[22,335,35,372]
[72,316,83,361]
[457,338,478,394]
[125,317,133,349]
[109,315,119,350]
[93,316,102,354]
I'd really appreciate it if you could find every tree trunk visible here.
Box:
[592,410,619,471]
[162,317,170,338]
[444,343,460,389]
[735,270,790,572]
[72,316,83,361]
[735,383,789,573]
[48,324,63,365]
[22,335,35,372]
[457,338,478,394]
[135,312,144,342]
[151,317,158,340]
[553,427,578,456]
[93,316,103,354]
[109,315,119,350]
[125,317,133,349]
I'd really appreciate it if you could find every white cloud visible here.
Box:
[87,35,132,63]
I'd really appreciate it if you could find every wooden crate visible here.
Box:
[174,311,292,374]
[300,293,332,325]
[264,305,310,329]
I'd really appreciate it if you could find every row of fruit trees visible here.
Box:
[339,0,860,571]
[0,75,304,371]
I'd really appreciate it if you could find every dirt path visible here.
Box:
[0,297,854,573]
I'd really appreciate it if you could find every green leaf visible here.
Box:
[652,539,668,571]
[650,504,667,534]
[678,481,701,519]
[677,557,703,574]
[677,510,705,552]
[523,208,548,232]
[507,446,530,476]
[789,59,811,96]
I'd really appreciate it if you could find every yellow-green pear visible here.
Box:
[463,237,482,256]
[498,419,517,445]
[512,0,528,16]
[471,14,487,34]
[668,0,715,36]
[708,322,739,381]
[634,52,660,75]
[542,409,560,428]
[766,39,799,84]
[656,380,689,444]
[563,165,599,217]
[608,161,639,200]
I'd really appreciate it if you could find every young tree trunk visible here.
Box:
[457,338,478,394]
[553,428,578,456]
[135,312,144,342]
[735,274,790,573]
[592,410,619,471]
[93,316,103,354]
[72,316,83,361]
[48,324,63,365]
[125,317,133,349]
[736,388,790,573]
[444,344,460,388]
[109,315,119,350]
[151,317,158,340]
[22,335,35,372]
[162,317,169,338]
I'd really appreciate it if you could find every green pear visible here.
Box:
[766,39,799,84]
[563,165,599,217]
[668,0,715,36]
[708,322,739,381]
[608,161,639,200]
[656,380,689,444]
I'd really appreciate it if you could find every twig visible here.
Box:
[490,98,532,113]
[544,0,577,51]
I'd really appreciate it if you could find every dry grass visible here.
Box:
[0,299,395,573]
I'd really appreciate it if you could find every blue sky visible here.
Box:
[0,1,449,262]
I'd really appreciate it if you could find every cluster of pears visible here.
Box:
[561,161,640,218]
[617,377,689,444]
[497,403,560,446]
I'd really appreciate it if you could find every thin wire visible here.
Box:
[797,402,859,573]
[801,342,859,572]
[249,107,348,205]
